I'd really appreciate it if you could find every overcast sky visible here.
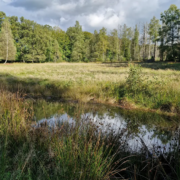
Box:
[0,0,179,32]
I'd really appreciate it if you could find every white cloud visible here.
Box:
[0,0,179,32]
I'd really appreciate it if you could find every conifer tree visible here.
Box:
[0,18,16,63]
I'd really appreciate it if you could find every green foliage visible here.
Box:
[126,64,144,95]
[66,21,85,62]
[108,29,120,61]
[126,64,165,97]
[0,89,120,180]
[84,31,93,40]
[1,88,180,180]
[1,5,180,63]
[149,17,161,43]
[160,4,180,61]
[90,28,108,62]
[148,17,161,60]
[52,26,71,61]
[132,25,139,61]
[0,18,16,63]
[0,11,6,30]
[89,30,99,62]
[123,63,180,111]
[120,24,133,61]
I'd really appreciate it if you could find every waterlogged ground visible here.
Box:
[33,100,180,156]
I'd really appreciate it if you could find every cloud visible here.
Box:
[1,0,179,32]
[10,0,52,11]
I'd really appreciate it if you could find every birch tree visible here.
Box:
[0,18,16,63]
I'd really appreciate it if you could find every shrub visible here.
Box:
[125,64,165,97]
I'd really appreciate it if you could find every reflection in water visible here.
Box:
[33,100,180,155]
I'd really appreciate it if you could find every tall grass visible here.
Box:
[0,62,180,114]
[124,64,180,113]
[0,88,180,179]
[0,89,124,180]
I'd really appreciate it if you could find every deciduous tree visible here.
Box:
[0,18,16,63]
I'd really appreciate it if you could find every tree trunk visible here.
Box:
[161,51,164,61]
[32,50,34,63]
[117,39,118,61]
[32,56,34,63]
[148,38,151,59]
[22,52,25,63]
[154,42,157,61]
[49,51,50,62]
[103,41,104,61]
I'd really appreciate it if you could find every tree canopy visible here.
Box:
[0,4,180,63]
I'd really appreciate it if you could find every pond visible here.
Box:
[32,100,180,156]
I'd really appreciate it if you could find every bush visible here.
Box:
[126,64,144,95]
[125,64,164,98]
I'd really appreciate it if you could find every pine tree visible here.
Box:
[0,18,16,63]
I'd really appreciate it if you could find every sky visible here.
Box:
[0,0,179,32]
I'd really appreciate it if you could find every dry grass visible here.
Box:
[0,62,180,113]
[0,62,179,84]
[0,63,127,83]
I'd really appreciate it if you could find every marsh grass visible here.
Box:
[124,64,180,113]
[0,89,126,180]
[0,88,180,179]
[0,63,180,113]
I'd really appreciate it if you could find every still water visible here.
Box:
[33,100,180,155]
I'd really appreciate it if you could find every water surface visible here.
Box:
[33,100,180,155]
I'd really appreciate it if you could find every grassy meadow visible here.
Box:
[1,62,180,179]
[0,62,180,114]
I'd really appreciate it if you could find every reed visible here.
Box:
[0,86,180,179]
[0,89,123,180]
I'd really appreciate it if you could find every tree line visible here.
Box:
[0,4,180,63]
